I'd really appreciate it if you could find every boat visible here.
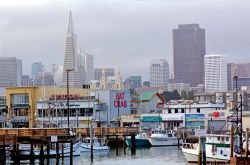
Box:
[182,134,231,164]
[80,137,109,151]
[148,129,180,147]
[17,141,81,157]
[125,132,151,147]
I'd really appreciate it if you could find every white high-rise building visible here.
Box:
[205,54,227,93]
[63,11,83,88]
[150,59,169,88]
[84,53,94,85]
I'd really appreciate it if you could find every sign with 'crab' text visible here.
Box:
[110,90,130,114]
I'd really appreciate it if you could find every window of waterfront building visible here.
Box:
[197,108,200,113]
[11,94,29,106]
[175,109,178,113]
[181,109,184,113]
[168,109,171,113]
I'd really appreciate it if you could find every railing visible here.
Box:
[0,127,139,137]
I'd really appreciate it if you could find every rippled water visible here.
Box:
[43,146,188,165]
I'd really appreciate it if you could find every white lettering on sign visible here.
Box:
[195,129,206,137]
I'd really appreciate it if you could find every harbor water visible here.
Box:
[15,146,188,165]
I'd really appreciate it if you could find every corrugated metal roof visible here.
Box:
[138,91,157,101]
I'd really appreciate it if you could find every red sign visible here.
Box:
[49,94,81,100]
[114,92,127,108]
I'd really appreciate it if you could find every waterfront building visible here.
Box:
[227,63,250,90]
[163,102,228,131]
[3,86,96,128]
[0,57,20,87]
[173,24,206,87]
[150,59,169,88]
[204,54,227,93]
[63,11,83,88]
[31,62,44,79]
[96,89,131,127]
[94,68,114,81]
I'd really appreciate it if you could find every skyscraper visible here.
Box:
[150,59,169,88]
[0,57,20,87]
[173,24,206,87]
[63,11,82,88]
[84,53,94,85]
[204,54,227,93]
[227,63,250,90]
[31,62,44,79]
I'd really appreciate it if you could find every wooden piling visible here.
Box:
[56,142,60,159]
[47,142,50,164]
[61,143,64,158]
[70,141,73,165]
[230,127,234,157]
[30,143,35,162]
[198,136,201,165]
[245,128,249,157]
[131,135,136,155]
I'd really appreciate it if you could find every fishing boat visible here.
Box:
[148,129,180,147]
[182,134,231,164]
[125,132,151,147]
[17,141,81,157]
[80,137,109,151]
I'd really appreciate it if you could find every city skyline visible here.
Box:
[0,0,250,81]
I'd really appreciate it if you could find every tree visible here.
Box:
[181,90,187,100]
[160,90,180,102]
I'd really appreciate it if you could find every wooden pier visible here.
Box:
[0,127,139,163]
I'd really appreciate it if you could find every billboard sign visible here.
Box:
[110,90,131,118]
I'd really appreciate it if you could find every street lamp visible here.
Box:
[66,68,73,135]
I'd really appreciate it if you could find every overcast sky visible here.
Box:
[0,0,250,81]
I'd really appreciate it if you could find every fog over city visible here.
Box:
[0,0,250,80]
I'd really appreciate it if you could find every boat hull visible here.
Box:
[148,138,181,147]
[125,138,151,147]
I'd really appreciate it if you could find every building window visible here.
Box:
[168,109,171,114]
[181,109,185,113]
[197,108,200,113]
[175,109,178,113]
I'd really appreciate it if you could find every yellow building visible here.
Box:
[5,86,94,128]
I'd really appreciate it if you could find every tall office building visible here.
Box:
[0,57,20,87]
[173,24,206,87]
[150,59,169,88]
[31,62,44,79]
[204,54,227,93]
[16,59,22,86]
[84,53,94,84]
[227,63,250,90]
[124,76,142,89]
[63,11,83,88]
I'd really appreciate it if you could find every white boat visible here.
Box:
[18,141,81,157]
[148,130,180,147]
[80,137,110,151]
[182,134,231,164]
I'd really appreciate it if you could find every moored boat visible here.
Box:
[182,134,231,164]
[148,130,180,147]
[80,137,109,151]
[125,132,151,147]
